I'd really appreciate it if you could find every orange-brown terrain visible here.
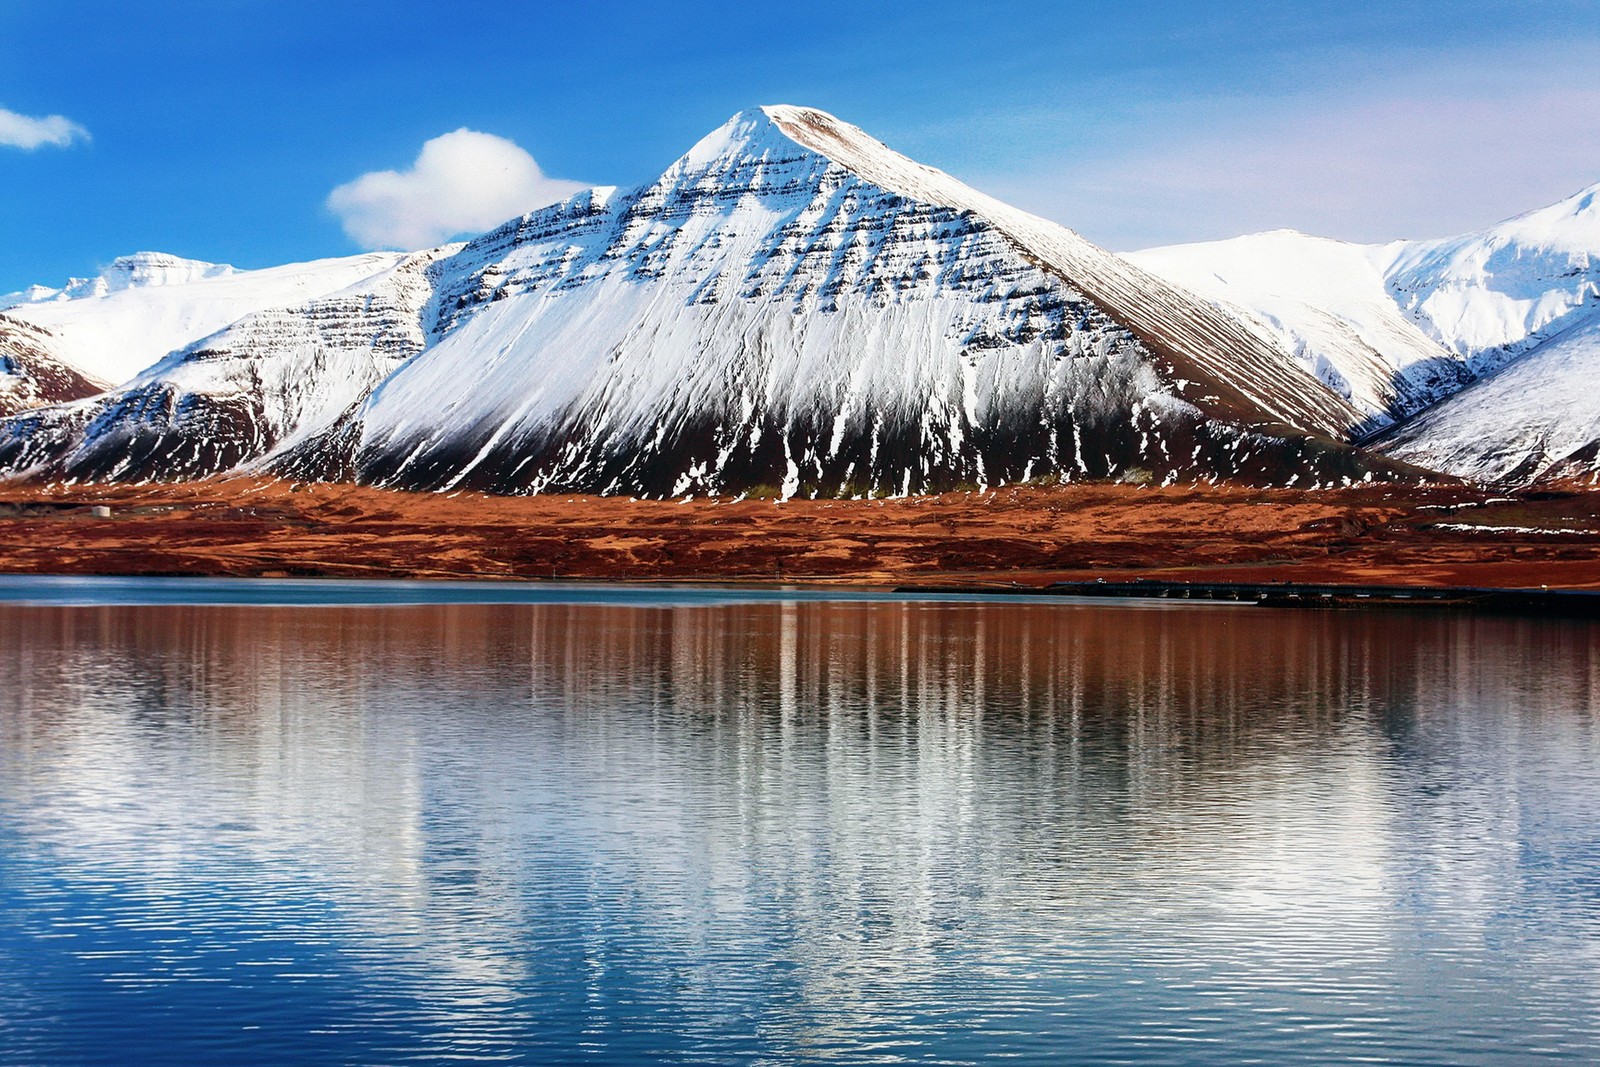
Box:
[2,477,1600,590]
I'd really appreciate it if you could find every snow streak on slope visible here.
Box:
[1129,232,1467,430]
[1380,309,1600,484]
[0,252,445,482]
[0,315,103,417]
[1,251,407,386]
[340,108,1380,498]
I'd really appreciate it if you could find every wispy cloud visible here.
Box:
[0,107,90,150]
[328,129,586,250]
[972,40,1600,250]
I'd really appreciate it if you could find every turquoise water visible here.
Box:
[1,582,1597,1064]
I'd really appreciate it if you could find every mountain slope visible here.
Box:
[1378,308,1600,484]
[1368,183,1600,484]
[767,108,1361,438]
[0,106,1407,496]
[1133,182,1600,481]
[1380,181,1600,363]
[1128,232,1469,431]
[1,251,407,386]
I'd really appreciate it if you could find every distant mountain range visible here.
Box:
[2,106,1596,496]
[1131,183,1600,484]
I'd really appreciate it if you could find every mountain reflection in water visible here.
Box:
[1,596,1597,1065]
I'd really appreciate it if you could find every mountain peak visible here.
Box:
[3,251,238,308]
[671,107,806,172]
[102,252,237,291]
[0,103,1394,496]
[1493,179,1600,252]
[670,105,917,185]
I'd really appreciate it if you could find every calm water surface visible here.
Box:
[1,581,1598,1065]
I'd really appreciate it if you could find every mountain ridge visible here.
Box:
[9,105,1595,495]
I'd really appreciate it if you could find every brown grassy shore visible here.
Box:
[2,477,1600,589]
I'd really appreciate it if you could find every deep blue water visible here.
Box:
[1,581,1598,1065]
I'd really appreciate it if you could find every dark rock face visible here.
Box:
[0,382,267,481]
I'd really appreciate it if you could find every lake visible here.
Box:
[1,579,1597,1065]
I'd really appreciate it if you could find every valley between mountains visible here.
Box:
[2,105,1598,586]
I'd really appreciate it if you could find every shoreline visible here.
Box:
[900,579,1600,617]
[1,571,1597,617]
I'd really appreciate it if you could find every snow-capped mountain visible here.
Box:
[0,106,1423,495]
[1133,181,1600,483]
[3,251,237,304]
[1372,183,1600,485]
[1,251,407,386]
[326,106,1388,497]
[1381,182,1600,363]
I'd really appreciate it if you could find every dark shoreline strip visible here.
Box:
[895,581,1600,618]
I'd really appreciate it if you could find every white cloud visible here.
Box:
[0,107,89,150]
[328,129,586,250]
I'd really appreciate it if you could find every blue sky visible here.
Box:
[3,0,1598,292]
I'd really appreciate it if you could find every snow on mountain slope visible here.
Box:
[1128,232,1467,430]
[1378,308,1600,485]
[1379,181,1600,364]
[765,107,1360,438]
[1365,186,1600,485]
[0,250,407,386]
[0,251,446,482]
[329,107,1383,498]
[0,315,104,417]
